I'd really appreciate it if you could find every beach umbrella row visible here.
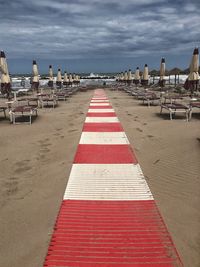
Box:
[117,64,149,85]
[31,61,81,90]
[117,59,166,87]
[47,65,80,88]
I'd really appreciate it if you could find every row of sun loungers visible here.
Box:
[114,83,200,121]
[0,87,82,124]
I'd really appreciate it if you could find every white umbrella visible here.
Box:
[127,69,132,85]
[56,68,62,88]
[48,65,54,88]
[69,73,73,86]
[141,64,149,86]
[0,51,11,97]
[32,60,39,91]
[133,67,140,84]
[124,71,128,83]
[63,71,69,86]
[187,48,199,91]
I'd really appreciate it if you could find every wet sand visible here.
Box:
[0,88,199,267]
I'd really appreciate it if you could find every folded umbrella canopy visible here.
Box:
[127,69,132,85]
[184,48,199,92]
[159,58,166,87]
[141,64,149,86]
[48,65,54,88]
[123,70,128,84]
[74,74,80,85]
[31,60,39,91]
[56,68,62,89]
[69,73,73,86]
[119,72,124,83]
[133,67,140,85]
[0,51,11,98]
[63,71,69,86]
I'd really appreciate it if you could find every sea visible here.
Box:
[10,73,188,93]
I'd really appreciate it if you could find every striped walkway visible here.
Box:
[43,89,183,267]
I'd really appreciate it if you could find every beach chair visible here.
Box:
[160,103,190,121]
[141,92,161,107]
[9,105,38,125]
[38,94,58,108]
[0,106,7,118]
[189,101,200,120]
[54,91,69,101]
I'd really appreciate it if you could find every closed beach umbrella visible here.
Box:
[133,67,140,84]
[0,51,11,98]
[63,71,68,86]
[141,64,149,86]
[48,65,54,88]
[72,73,76,85]
[32,60,39,91]
[75,74,79,85]
[124,71,128,83]
[69,73,73,86]
[56,68,62,88]
[185,48,199,92]
[159,58,165,87]
[120,72,124,82]
[127,69,132,85]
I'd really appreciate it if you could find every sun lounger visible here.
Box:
[141,93,161,107]
[38,94,58,108]
[163,96,183,104]
[160,103,190,121]
[189,101,200,120]
[9,105,38,124]
[55,91,69,101]
[0,106,7,118]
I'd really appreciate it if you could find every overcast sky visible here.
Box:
[0,0,199,74]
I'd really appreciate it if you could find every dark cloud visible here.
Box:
[0,0,199,73]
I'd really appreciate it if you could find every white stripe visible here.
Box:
[88,109,114,113]
[90,103,110,106]
[80,132,129,144]
[85,117,119,123]
[92,98,108,100]
[64,164,153,200]
[91,100,109,103]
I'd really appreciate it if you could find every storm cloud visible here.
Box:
[0,0,199,73]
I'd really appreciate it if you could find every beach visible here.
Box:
[0,88,199,267]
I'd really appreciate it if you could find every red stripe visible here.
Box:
[74,144,138,163]
[43,200,183,267]
[83,123,124,132]
[89,105,112,109]
[87,112,116,117]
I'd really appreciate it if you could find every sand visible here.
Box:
[0,88,199,267]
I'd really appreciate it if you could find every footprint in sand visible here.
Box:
[68,129,78,133]
[153,159,160,165]
[136,128,143,132]
[15,166,32,174]
[3,178,19,196]
[14,160,32,174]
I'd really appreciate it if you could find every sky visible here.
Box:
[0,0,199,74]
